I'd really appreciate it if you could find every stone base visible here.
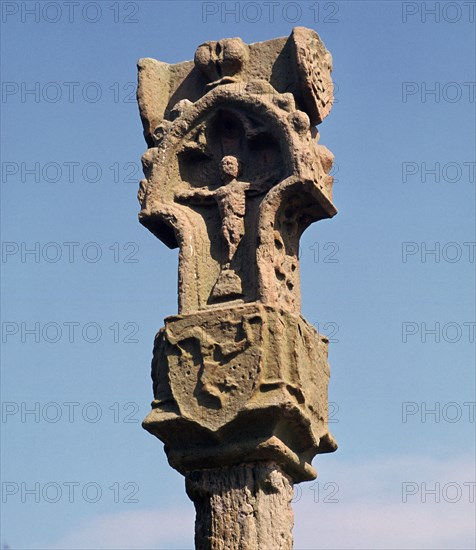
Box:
[143,302,337,482]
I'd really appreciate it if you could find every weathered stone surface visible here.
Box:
[143,303,336,482]
[186,462,294,550]
[137,27,336,315]
[137,26,337,549]
[137,28,333,149]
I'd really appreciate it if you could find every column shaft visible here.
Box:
[186,462,294,550]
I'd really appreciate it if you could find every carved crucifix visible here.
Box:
[137,27,338,549]
[175,154,254,301]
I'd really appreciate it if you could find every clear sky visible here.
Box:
[1,1,475,548]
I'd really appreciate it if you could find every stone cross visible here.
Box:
[137,27,337,549]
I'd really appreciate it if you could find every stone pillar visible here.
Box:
[186,462,293,550]
[137,27,337,549]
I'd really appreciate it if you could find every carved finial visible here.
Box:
[137,27,334,147]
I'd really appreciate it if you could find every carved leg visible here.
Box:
[185,462,294,550]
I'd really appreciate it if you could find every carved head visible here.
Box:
[219,155,241,182]
[194,38,249,83]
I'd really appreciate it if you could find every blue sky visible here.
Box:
[1,1,475,548]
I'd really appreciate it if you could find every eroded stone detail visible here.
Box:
[138,26,338,549]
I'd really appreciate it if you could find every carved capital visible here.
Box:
[143,303,336,482]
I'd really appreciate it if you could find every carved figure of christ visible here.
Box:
[175,155,250,268]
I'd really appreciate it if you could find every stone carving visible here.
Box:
[137,27,336,314]
[137,26,337,549]
[147,303,335,482]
